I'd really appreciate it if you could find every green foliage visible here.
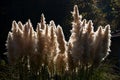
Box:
[69,0,120,31]
[98,0,120,31]
[0,59,119,80]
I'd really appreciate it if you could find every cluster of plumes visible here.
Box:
[6,5,111,75]
[68,5,111,70]
[6,14,67,75]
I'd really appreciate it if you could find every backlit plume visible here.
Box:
[6,5,111,76]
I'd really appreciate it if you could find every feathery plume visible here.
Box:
[36,23,46,65]
[56,25,66,54]
[67,44,75,71]
[40,14,46,29]
[101,25,111,60]
[6,32,15,64]
[48,21,58,56]
[49,20,56,29]
[92,26,104,65]
[72,5,82,23]
[18,21,24,31]
[69,5,82,45]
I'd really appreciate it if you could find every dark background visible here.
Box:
[0,0,71,60]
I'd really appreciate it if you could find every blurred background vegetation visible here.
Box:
[0,0,120,79]
[66,0,120,31]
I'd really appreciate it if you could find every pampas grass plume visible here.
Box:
[56,25,67,54]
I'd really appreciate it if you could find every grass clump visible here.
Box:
[3,5,113,80]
